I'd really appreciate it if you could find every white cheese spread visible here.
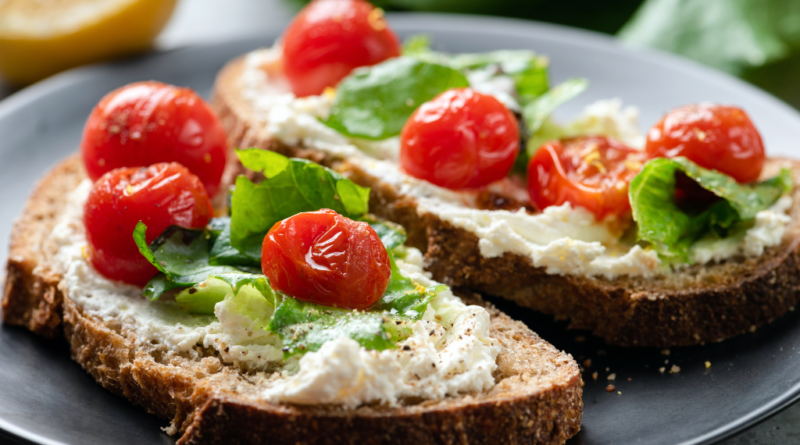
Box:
[263,257,500,407]
[689,195,793,264]
[240,48,793,279]
[52,180,500,407]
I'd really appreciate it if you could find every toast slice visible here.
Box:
[213,55,800,348]
[1,155,583,444]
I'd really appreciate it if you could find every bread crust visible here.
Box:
[2,156,84,337]
[212,55,800,347]
[2,156,582,443]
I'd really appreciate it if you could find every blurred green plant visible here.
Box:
[619,0,800,75]
[619,0,800,108]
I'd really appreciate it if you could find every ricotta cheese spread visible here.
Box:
[239,48,794,279]
[52,180,501,407]
[262,258,501,407]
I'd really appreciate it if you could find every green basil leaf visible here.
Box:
[323,57,469,139]
[134,222,248,299]
[630,157,792,261]
[230,149,371,259]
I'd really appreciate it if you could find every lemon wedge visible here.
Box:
[0,0,178,85]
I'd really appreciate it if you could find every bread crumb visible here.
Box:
[661,349,670,356]
[664,359,669,364]
[161,423,178,436]
[659,367,665,373]
[670,365,681,373]
[592,372,598,381]
[582,358,592,368]
[617,391,622,395]
[605,367,610,372]
[607,373,616,381]
[575,336,586,342]
[749,325,757,333]
[705,361,711,369]
[606,384,615,392]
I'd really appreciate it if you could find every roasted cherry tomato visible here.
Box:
[282,0,401,97]
[84,163,213,286]
[527,136,645,219]
[81,81,228,197]
[400,88,519,190]
[261,209,391,310]
[645,103,765,183]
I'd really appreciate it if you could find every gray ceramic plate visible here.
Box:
[1,13,799,445]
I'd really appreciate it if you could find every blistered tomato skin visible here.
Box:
[527,136,645,220]
[261,209,391,310]
[400,88,519,190]
[81,81,228,196]
[282,0,401,97]
[645,104,765,183]
[84,163,213,287]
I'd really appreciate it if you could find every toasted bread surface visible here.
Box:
[2,156,583,444]
[213,55,800,347]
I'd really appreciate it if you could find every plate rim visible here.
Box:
[1,12,799,445]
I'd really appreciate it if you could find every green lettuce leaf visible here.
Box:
[630,157,792,261]
[323,57,469,140]
[230,149,371,259]
[175,273,279,315]
[133,222,249,299]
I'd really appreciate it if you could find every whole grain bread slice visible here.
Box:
[1,155,583,444]
[213,55,800,348]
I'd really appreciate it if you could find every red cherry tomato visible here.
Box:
[261,209,391,310]
[400,88,519,190]
[527,136,645,219]
[81,81,228,197]
[84,163,213,286]
[645,104,765,183]
[282,0,401,97]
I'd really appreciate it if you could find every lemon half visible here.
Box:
[0,0,178,85]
